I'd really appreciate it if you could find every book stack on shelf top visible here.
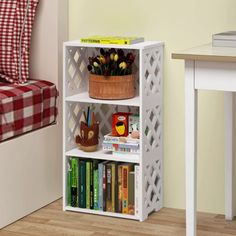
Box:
[80,36,144,45]
[212,31,236,47]
[103,113,140,157]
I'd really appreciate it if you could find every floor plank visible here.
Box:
[1,199,236,236]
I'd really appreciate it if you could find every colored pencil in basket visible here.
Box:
[82,110,87,123]
[87,106,90,125]
[92,112,96,125]
[87,107,91,127]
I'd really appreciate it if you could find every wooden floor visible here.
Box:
[1,199,236,236]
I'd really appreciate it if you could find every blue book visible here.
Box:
[98,163,103,211]
[79,160,86,208]
[93,160,99,210]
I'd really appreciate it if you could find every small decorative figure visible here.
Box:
[129,114,140,139]
[130,122,140,139]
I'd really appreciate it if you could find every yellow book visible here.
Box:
[80,36,144,45]
[111,163,117,212]
[118,165,123,213]
[122,164,134,214]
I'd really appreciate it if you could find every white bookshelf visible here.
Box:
[63,40,164,221]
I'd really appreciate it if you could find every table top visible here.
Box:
[172,43,236,62]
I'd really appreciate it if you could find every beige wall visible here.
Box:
[69,0,236,214]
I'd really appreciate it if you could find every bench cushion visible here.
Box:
[0,79,58,142]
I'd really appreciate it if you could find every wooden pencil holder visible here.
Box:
[75,121,99,152]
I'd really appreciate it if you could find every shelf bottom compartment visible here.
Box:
[64,206,139,220]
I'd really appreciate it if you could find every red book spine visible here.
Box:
[122,166,128,214]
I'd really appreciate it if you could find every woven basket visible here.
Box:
[89,74,135,100]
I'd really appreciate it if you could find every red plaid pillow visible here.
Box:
[0,0,39,84]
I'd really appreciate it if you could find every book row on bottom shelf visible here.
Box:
[67,157,139,216]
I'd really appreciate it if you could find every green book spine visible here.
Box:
[93,160,99,210]
[71,157,78,207]
[90,161,94,209]
[79,160,86,208]
[67,166,72,206]
[86,161,91,209]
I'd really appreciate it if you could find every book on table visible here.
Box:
[212,31,236,47]
[80,36,144,45]
[213,31,236,40]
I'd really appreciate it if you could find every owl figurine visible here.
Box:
[76,121,99,152]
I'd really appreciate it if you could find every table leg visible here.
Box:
[185,61,198,236]
[224,92,234,220]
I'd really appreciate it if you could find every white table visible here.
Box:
[172,44,236,236]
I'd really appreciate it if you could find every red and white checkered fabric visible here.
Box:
[0,79,58,142]
[0,0,39,84]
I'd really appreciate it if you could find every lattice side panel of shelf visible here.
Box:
[65,102,139,151]
[143,47,162,97]
[65,47,99,97]
[141,45,163,220]
[143,105,162,216]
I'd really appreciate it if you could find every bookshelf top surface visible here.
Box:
[64,40,164,49]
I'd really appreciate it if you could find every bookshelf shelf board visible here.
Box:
[65,147,140,164]
[65,206,139,220]
[65,92,140,107]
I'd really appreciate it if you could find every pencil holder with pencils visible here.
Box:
[75,108,99,152]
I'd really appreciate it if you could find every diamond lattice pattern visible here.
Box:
[144,159,162,215]
[144,105,161,152]
[143,49,162,96]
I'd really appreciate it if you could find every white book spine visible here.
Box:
[135,165,140,217]
[212,39,236,48]
[213,32,236,40]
